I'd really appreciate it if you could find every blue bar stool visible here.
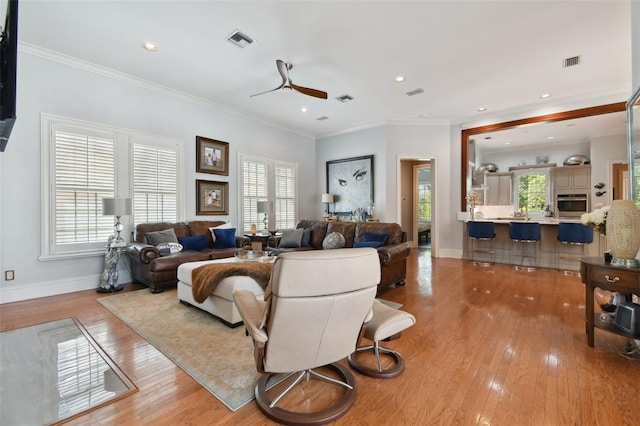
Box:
[467,221,496,266]
[509,222,541,271]
[557,222,593,275]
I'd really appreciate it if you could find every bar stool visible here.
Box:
[509,222,541,271]
[467,221,496,266]
[557,222,593,275]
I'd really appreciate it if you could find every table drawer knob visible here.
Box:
[604,275,620,283]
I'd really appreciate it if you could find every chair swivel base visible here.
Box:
[255,362,357,425]
[348,342,406,378]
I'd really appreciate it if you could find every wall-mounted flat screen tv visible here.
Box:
[0,0,18,152]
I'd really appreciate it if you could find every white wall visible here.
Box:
[0,51,315,303]
[317,123,456,258]
[590,133,629,205]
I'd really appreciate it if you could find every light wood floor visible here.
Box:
[2,249,639,425]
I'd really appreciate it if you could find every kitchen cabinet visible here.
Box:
[484,172,512,205]
[552,165,591,190]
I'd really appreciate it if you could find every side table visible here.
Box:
[580,257,640,347]
[98,243,127,293]
[245,233,281,250]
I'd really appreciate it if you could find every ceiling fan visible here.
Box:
[250,60,328,99]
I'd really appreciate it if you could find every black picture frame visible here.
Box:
[326,155,374,215]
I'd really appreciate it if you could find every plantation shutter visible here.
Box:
[242,158,269,233]
[132,142,178,225]
[240,155,297,233]
[53,128,115,251]
[274,163,296,230]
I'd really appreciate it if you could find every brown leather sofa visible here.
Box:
[126,221,251,293]
[268,219,410,291]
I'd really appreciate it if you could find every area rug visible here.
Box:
[98,289,261,412]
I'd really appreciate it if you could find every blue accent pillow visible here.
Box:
[213,228,237,249]
[178,235,207,251]
[354,240,384,248]
[301,228,312,247]
[363,232,388,246]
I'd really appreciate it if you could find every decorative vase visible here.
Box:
[606,200,640,268]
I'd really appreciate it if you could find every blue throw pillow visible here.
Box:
[354,240,384,248]
[363,232,388,246]
[213,228,236,249]
[301,228,312,247]
[178,235,207,251]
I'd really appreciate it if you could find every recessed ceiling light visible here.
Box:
[300,107,308,113]
[504,142,511,145]
[540,93,551,99]
[547,136,555,140]
[395,76,405,83]
[477,107,487,112]
[142,42,157,51]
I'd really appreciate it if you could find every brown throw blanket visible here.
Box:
[191,261,273,303]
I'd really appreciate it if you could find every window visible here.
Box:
[41,115,182,259]
[513,167,551,215]
[132,140,178,225]
[239,154,297,233]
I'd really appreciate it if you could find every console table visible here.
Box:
[580,257,640,347]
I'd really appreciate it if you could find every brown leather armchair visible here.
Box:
[233,248,380,424]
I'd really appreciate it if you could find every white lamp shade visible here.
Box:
[321,193,334,203]
[102,198,132,216]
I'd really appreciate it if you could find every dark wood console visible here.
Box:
[580,257,640,347]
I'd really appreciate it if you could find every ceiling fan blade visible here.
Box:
[250,86,283,97]
[290,83,328,99]
[251,60,290,98]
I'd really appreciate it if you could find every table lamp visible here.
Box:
[321,193,334,217]
[257,201,272,231]
[102,197,132,246]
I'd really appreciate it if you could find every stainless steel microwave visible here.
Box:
[556,193,589,217]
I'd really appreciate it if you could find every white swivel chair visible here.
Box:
[233,248,380,425]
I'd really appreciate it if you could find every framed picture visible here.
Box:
[326,155,374,215]
[196,179,228,215]
[196,136,229,176]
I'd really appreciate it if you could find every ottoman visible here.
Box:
[177,258,267,327]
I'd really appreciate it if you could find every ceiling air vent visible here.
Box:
[317,116,329,121]
[227,30,254,48]
[563,55,580,68]
[336,94,354,103]
[406,88,424,96]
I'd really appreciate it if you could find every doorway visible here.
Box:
[611,161,629,200]
[399,158,434,253]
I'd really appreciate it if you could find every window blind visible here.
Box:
[132,143,178,225]
[54,130,115,248]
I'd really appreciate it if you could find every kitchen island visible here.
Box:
[462,217,604,269]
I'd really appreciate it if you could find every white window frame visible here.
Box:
[238,153,298,233]
[40,114,183,260]
[512,166,552,217]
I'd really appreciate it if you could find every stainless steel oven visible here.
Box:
[556,193,589,218]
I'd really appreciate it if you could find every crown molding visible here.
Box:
[18,42,315,140]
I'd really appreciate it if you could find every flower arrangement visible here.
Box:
[581,205,609,235]
[466,189,483,220]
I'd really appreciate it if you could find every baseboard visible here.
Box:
[438,249,463,259]
[0,271,132,304]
